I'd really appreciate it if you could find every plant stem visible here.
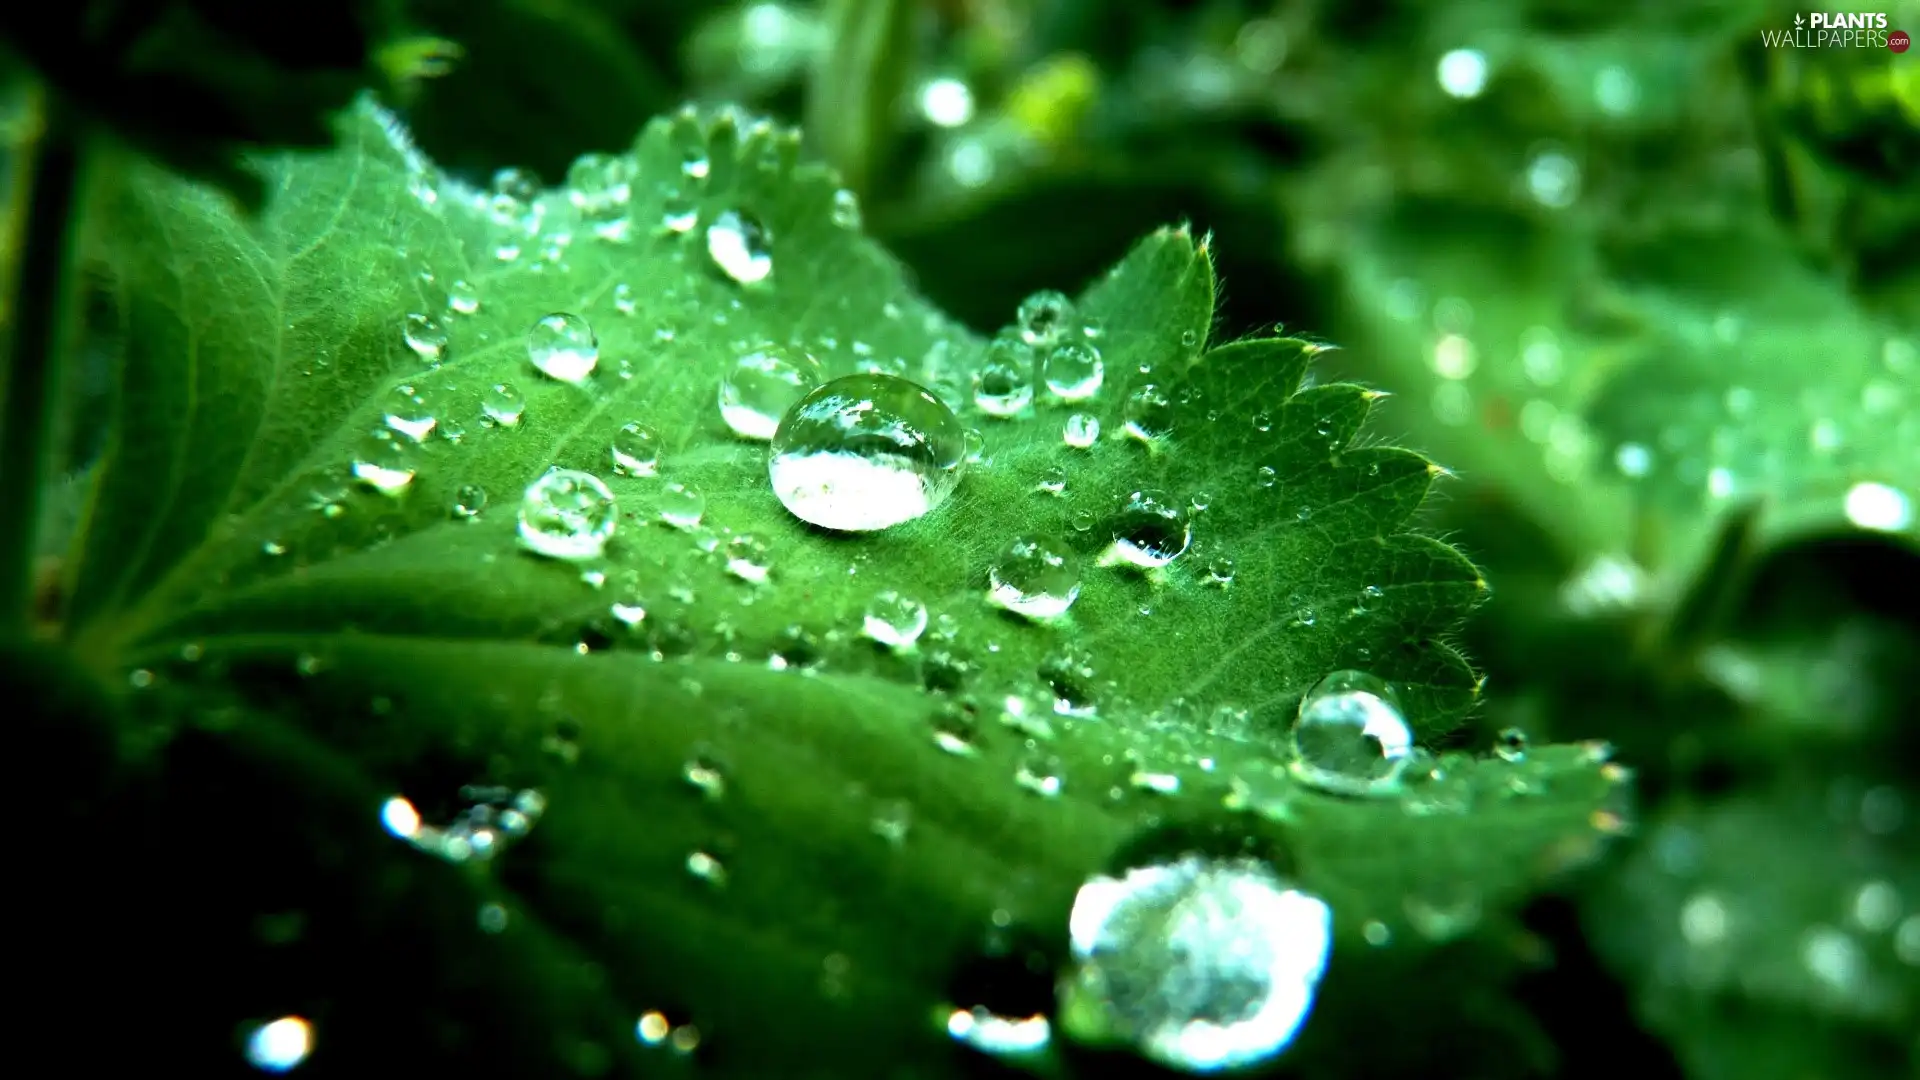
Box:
[0,87,85,631]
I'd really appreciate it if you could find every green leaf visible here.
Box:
[66,99,1625,1074]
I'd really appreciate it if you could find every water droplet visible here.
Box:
[1015,751,1065,797]
[683,752,726,799]
[447,279,480,315]
[831,188,861,229]
[1290,670,1414,796]
[1063,413,1100,448]
[245,1015,314,1072]
[707,209,772,284]
[1494,727,1528,762]
[987,536,1082,620]
[862,590,929,649]
[769,373,967,531]
[1124,385,1174,442]
[452,483,488,519]
[946,1006,1052,1059]
[518,469,618,561]
[1035,465,1068,496]
[611,422,661,477]
[657,482,705,529]
[1043,342,1104,401]
[482,382,526,426]
[567,151,634,240]
[686,850,728,887]
[350,429,416,495]
[1017,290,1073,348]
[871,799,912,844]
[1061,853,1332,1072]
[1204,554,1236,586]
[720,346,825,440]
[527,312,599,384]
[1102,490,1191,569]
[613,282,637,315]
[930,701,982,755]
[382,384,438,443]
[725,534,772,583]
[404,313,448,363]
[974,338,1035,417]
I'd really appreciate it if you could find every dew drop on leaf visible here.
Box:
[661,197,699,234]
[1063,413,1100,448]
[683,752,726,799]
[613,282,637,315]
[1015,751,1065,797]
[349,428,416,495]
[1204,554,1235,586]
[1016,289,1073,348]
[382,384,438,443]
[517,468,618,561]
[987,536,1082,620]
[720,346,825,440]
[831,188,861,229]
[452,483,488,520]
[1289,670,1414,796]
[1103,490,1192,569]
[974,338,1035,417]
[1059,853,1332,1072]
[1124,385,1174,443]
[566,151,634,241]
[1494,727,1529,762]
[527,312,599,384]
[1042,341,1104,401]
[725,534,772,583]
[611,422,661,477]
[447,279,480,315]
[768,374,967,531]
[657,482,706,529]
[403,312,448,363]
[482,382,526,427]
[862,590,930,650]
[707,209,772,284]
[244,1016,314,1073]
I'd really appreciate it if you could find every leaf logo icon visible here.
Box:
[1794,13,1804,25]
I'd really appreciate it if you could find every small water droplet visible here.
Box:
[1102,490,1191,569]
[720,346,825,440]
[1290,670,1414,796]
[527,312,599,384]
[350,429,416,494]
[1204,554,1235,586]
[987,536,1082,621]
[1124,385,1174,443]
[452,483,488,519]
[613,282,637,315]
[1016,290,1073,348]
[725,534,772,583]
[403,313,449,364]
[830,188,861,229]
[1015,751,1065,797]
[707,209,772,284]
[660,196,699,234]
[447,280,480,315]
[686,850,728,887]
[382,384,438,443]
[684,752,726,799]
[1063,413,1100,448]
[769,373,967,531]
[1179,328,1199,349]
[930,701,982,755]
[1035,465,1068,496]
[862,590,930,650]
[611,422,661,477]
[871,799,912,844]
[974,338,1035,417]
[567,151,634,240]
[1043,342,1104,401]
[518,469,617,561]
[482,382,526,426]
[245,1016,314,1072]
[1494,727,1529,762]
[1060,853,1332,1072]
[657,482,705,529]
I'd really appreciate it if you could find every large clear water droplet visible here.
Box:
[987,536,1082,620]
[482,382,526,426]
[1103,490,1191,569]
[1124,385,1174,442]
[404,313,448,363]
[862,589,930,650]
[720,346,825,440]
[1063,413,1101,449]
[1290,669,1414,796]
[1017,290,1074,348]
[518,468,618,561]
[974,338,1035,417]
[770,374,967,531]
[657,482,706,529]
[1043,342,1104,401]
[382,384,438,443]
[527,312,599,384]
[611,422,660,477]
[350,429,416,495]
[707,209,773,284]
[1060,853,1332,1073]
